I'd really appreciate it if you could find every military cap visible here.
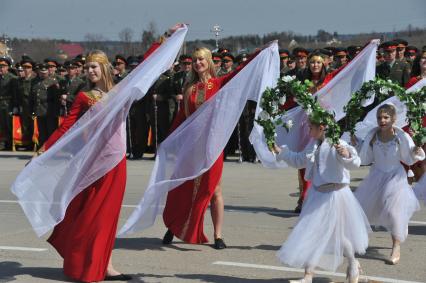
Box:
[44,57,58,66]
[347,45,361,54]
[287,55,296,63]
[37,63,49,72]
[394,38,408,48]
[137,55,144,63]
[212,52,222,62]
[405,46,418,55]
[218,47,231,54]
[221,52,234,61]
[292,47,309,57]
[15,63,24,72]
[317,48,332,57]
[57,64,66,72]
[127,56,139,67]
[236,53,248,63]
[0,57,12,66]
[324,46,337,52]
[279,49,290,58]
[334,47,348,57]
[179,54,192,63]
[20,55,35,67]
[380,41,398,52]
[115,54,127,65]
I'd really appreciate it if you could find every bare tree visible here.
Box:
[118,28,134,55]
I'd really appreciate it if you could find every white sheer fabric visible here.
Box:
[118,42,280,236]
[342,78,426,142]
[251,40,379,168]
[10,26,188,237]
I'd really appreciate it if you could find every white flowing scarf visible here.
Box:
[118,42,280,236]
[250,40,379,168]
[341,78,426,142]
[10,26,188,237]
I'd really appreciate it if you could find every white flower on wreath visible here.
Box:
[279,96,286,105]
[305,105,313,115]
[423,102,426,111]
[380,87,391,95]
[271,102,279,114]
[286,120,294,129]
[258,110,270,121]
[282,75,294,83]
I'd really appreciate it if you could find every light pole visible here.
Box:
[211,25,222,51]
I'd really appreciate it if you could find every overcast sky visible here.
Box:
[1,0,425,41]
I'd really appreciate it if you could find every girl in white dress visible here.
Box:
[352,103,425,265]
[273,120,371,283]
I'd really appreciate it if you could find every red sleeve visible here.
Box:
[217,49,262,87]
[43,92,88,150]
[405,77,420,89]
[143,42,162,60]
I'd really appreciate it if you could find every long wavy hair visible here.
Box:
[86,50,115,92]
[183,47,217,95]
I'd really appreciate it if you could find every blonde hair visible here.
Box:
[377,103,397,121]
[183,47,217,94]
[86,50,115,92]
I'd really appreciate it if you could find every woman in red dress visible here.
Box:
[404,49,426,182]
[37,50,131,282]
[162,47,257,249]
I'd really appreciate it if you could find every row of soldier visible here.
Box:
[0,38,423,161]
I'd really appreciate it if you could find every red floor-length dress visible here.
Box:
[44,41,162,283]
[44,91,127,282]
[163,56,256,244]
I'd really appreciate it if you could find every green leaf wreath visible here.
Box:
[256,76,341,147]
[344,78,426,146]
[343,78,405,135]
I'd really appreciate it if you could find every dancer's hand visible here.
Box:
[414,146,423,156]
[270,144,282,154]
[169,23,186,35]
[335,144,350,158]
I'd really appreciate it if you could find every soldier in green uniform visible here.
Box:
[0,57,17,150]
[212,52,222,74]
[394,39,408,62]
[171,55,192,119]
[279,49,290,76]
[30,63,61,147]
[148,70,174,154]
[59,59,85,116]
[15,56,36,148]
[286,47,308,77]
[347,45,362,60]
[114,55,128,84]
[376,41,411,86]
[217,52,234,76]
[405,46,418,63]
[333,47,348,69]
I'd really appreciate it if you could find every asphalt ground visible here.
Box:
[0,151,425,283]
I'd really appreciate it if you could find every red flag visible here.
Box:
[32,117,39,146]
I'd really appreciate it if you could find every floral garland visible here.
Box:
[343,78,405,135]
[256,76,341,147]
[400,86,426,146]
[343,79,426,146]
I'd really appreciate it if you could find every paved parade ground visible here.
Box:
[0,151,425,283]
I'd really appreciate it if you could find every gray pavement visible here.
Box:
[0,151,425,283]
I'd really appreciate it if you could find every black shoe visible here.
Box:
[104,274,132,281]
[162,229,174,244]
[214,238,227,249]
[294,204,302,214]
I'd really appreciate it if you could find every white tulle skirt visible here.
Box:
[354,165,420,242]
[413,173,426,205]
[277,185,371,272]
